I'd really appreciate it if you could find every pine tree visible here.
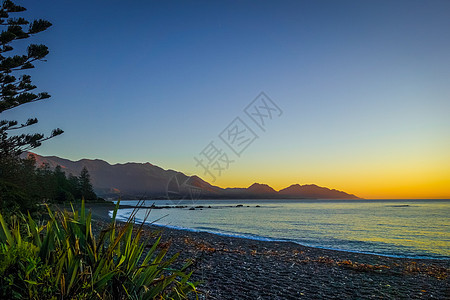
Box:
[54,165,74,202]
[79,166,97,200]
[67,173,81,199]
[0,0,63,159]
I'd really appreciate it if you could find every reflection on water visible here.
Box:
[113,199,450,259]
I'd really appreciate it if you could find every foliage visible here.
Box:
[0,0,64,215]
[0,154,39,215]
[0,200,199,299]
[78,166,97,200]
[0,0,63,159]
[0,154,98,217]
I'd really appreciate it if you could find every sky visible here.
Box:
[3,0,450,199]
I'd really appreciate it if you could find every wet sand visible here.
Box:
[85,203,449,299]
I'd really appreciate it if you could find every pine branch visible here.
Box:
[0,1,62,158]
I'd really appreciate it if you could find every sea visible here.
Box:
[112,199,450,260]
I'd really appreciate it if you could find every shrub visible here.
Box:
[0,180,35,216]
[0,200,199,299]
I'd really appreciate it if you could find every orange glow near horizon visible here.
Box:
[212,175,450,199]
[199,152,450,199]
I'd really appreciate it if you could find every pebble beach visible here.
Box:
[86,203,449,299]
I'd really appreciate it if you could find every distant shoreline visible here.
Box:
[102,198,450,205]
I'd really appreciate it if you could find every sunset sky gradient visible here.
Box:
[4,0,449,199]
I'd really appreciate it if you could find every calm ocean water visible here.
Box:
[113,199,450,259]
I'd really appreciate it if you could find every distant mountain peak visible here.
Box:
[279,183,358,199]
[247,183,277,194]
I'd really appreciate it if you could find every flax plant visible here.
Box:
[0,200,199,299]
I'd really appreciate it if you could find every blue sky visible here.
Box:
[3,0,450,197]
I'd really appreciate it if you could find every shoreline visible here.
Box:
[104,201,449,261]
[85,202,449,299]
[86,202,450,261]
[133,222,450,261]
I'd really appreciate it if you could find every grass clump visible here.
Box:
[0,200,199,299]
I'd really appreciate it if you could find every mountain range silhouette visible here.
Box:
[25,153,360,200]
